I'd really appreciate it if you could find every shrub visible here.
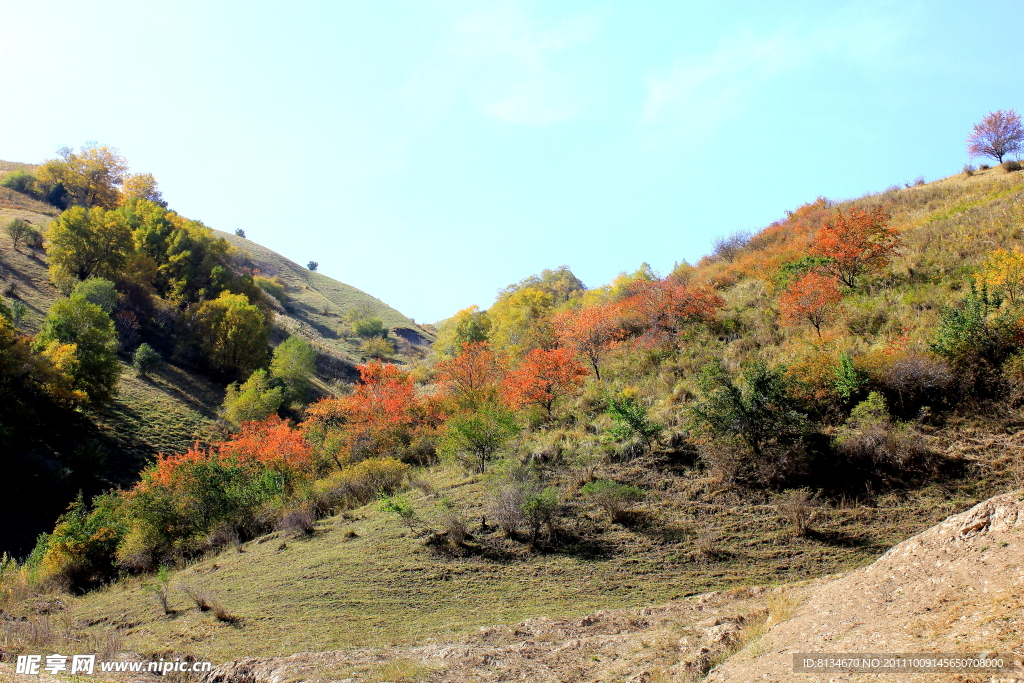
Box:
[222,369,284,425]
[580,480,645,523]
[490,484,525,537]
[834,351,867,403]
[881,353,953,416]
[1003,160,1023,172]
[276,505,316,537]
[133,343,161,375]
[962,164,975,176]
[360,337,394,359]
[270,336,316,403]
[606,395,662,453]
[307,261,318,271]
[353,317,387,339]
[775,488,819,536]
[521,486,559,547]
[689,361,812,485]
[254,276,286,305]
[378,493,416,529]
[311,457,409,511]
[1,170,38,195]
[234,229,246,238]
[980,163,991,170]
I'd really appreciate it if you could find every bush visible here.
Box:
[606,395,661,453]
[307,261,318,271]
[490,484,526,537]
[980,163,990,170]
[962,164,975,176]
[1002,160,1022,173]
[133,343,161,375]
[222,369,284,425]
[360,337,394,359]
[521,486,559,547]
[439,406,519,473]
[353,317,387,339]
[689,360,813,486]
[276,505,316,537]
[378,493,416,529]
[775,488,819,537]
[234,229,246,238]
[580,480,645,523]
[1,170,37,195]
[311,457,409,511]
[254,276,286,305]
[881,353,953,416]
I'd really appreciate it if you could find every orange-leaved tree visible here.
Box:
[502,347,588,418]
[779,272,844,337]
[976,247,1024,304]
[435,341,506,410]
[551,301,624,381]
[620,277,723,349]
[304,360,441,464]
[811,207,900,289]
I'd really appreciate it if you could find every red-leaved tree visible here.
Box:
[502,347,588,418]
[620,278,723,349]
[779,272,844,337]
[811,207,900,289]
[551,301,624,381]
[304,360,439,463]
[968,109,1024,164]
[435,341,506,409]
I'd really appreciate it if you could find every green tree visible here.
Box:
[440,405,520,473]
[35,296,121,406]
[71,277,117,313]
[193,291,269,379]
[1,170,38,196]
[270,336,316,403]
[606,395,662,452]
[133,343,160,375]
[10,300,26,329]
[580,480,645,523]
[46,206,133,287]
[5,219,33,252]
[222,368,284,425]
[434,305,489,356]
[353,317,387,339]
[689,360,811,484]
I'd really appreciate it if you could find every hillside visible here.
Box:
[0,170,431,557]
[5,160,1024,682]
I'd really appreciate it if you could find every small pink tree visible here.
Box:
[967,109,1024,164]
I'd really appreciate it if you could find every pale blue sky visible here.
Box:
[2,1,1022,323]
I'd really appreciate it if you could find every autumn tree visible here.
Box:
[551,301,623,380]
[779,272,844,337]
[120,173,166,207]
[810,207,900,289]
[620,277,723,348]
[435,341,505,410]
[37,145,129,209]
[46,206,133,287]
[303,361,437,464]
[502,347,588,418]
[976,247,1024,304]
[192,291,269,379]
[487,286,556,355]
[967,109,1024,164]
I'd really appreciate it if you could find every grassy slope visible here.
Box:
[67,462,1003,663]
[0,191,428,556]
[13,166,1024,665]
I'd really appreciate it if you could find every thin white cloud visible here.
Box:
[640,8,909,142]
[402,1,603,126]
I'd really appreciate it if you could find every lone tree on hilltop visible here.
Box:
[968,109,1024,164]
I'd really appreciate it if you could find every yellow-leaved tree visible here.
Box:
[976,247,1024,304]
[37,145,129,209]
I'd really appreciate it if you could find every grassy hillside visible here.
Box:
[5,162,1024,678]
[0,186,430,556]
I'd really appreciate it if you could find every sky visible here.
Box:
[2,0,1023,324]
